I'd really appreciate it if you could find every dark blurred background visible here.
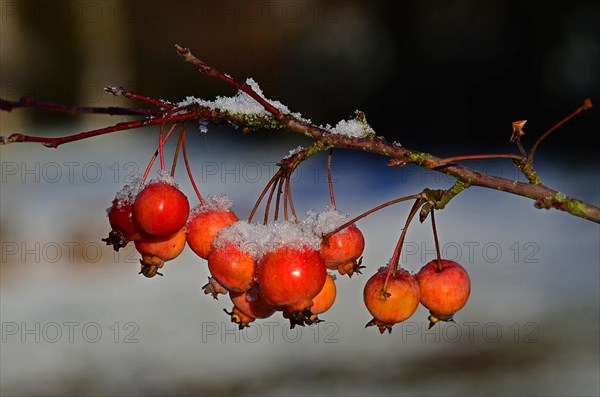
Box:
[1,2,599,397]
[1,0,598,154]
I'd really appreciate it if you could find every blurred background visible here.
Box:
[1,1,599,396]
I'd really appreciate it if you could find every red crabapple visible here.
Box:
[207,241,256,293]
[135,228,186,278]
[257,245,326,326]
[186,209,238,259]
[310,273,337,315]
[133,181,189,236]
[103,196,144,251]
[416,259,471,328]
[364,266,420,334]
[226,287,275,329]
[320,224,365,270]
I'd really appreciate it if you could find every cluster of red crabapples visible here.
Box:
[103,174,368,329]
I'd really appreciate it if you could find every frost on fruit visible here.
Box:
[153,169,180,187]
[189,194,234,216]
[302,207,351,236]
[260,220,320,254]
[211,221,266,260]
[109,175,144,212]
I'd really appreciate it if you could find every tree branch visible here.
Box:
[0,49,597,223]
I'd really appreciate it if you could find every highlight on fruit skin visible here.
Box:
[363,266,420,334]
[415,259,471,328]
[133,181,190,237]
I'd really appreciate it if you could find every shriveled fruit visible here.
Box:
[133,181,189,236]
[364,266,420,334]
[416,259,470,328]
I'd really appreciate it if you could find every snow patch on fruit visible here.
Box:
[190,194,234,215]
[212,221,265,258]
[108,176,144,212]
[262,220,320,253]
[302,207,352,236]
[148,170,180,188]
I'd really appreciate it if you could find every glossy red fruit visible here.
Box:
[226,287,275,329]
[364,266,420,334]
[416,259,471,328]
[207,241,256,293]
[103,197,144,251]
[320,225,365,269]
[257,246,326,313]
[133,181,189,236]
[186,210,238,259]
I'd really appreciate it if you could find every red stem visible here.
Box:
[174,44,286,121]
[104,86,176,109]
[528,98,592,163]
[0,96,162,116]
[248,170,281,223]
[1,112,197,148]
[436,153,524,167]
[327,149,336,209]
[181,127,205,205]
[323,193,425,240]
[382,199,426,293]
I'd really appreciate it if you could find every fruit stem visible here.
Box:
[158,120,166,171]
[273,175,285,221]
[430,209,443,272]
[263,172,280,225]
[328,149,336,209]
[181,126,205,205]
[171,126,184,177]
[141,122,178,184]
[248,169,282,223]
[528,98,592,164]
[382,198,426,293]
[285,173,299,224]
[323,193,425,240]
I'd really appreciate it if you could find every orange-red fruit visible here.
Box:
[257,246,326,312]
[310,274,337,315]
[133,182,189,236]
[227,288,275,329]
[107,198,144,242]
[416,259,471,327]
[186,210,238,259]
[363,267,420,333]
[207,241,256,293]
[320,225,365,269]
[230,288,275,320]
[135,228,186,261]
[103,197,144,251]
